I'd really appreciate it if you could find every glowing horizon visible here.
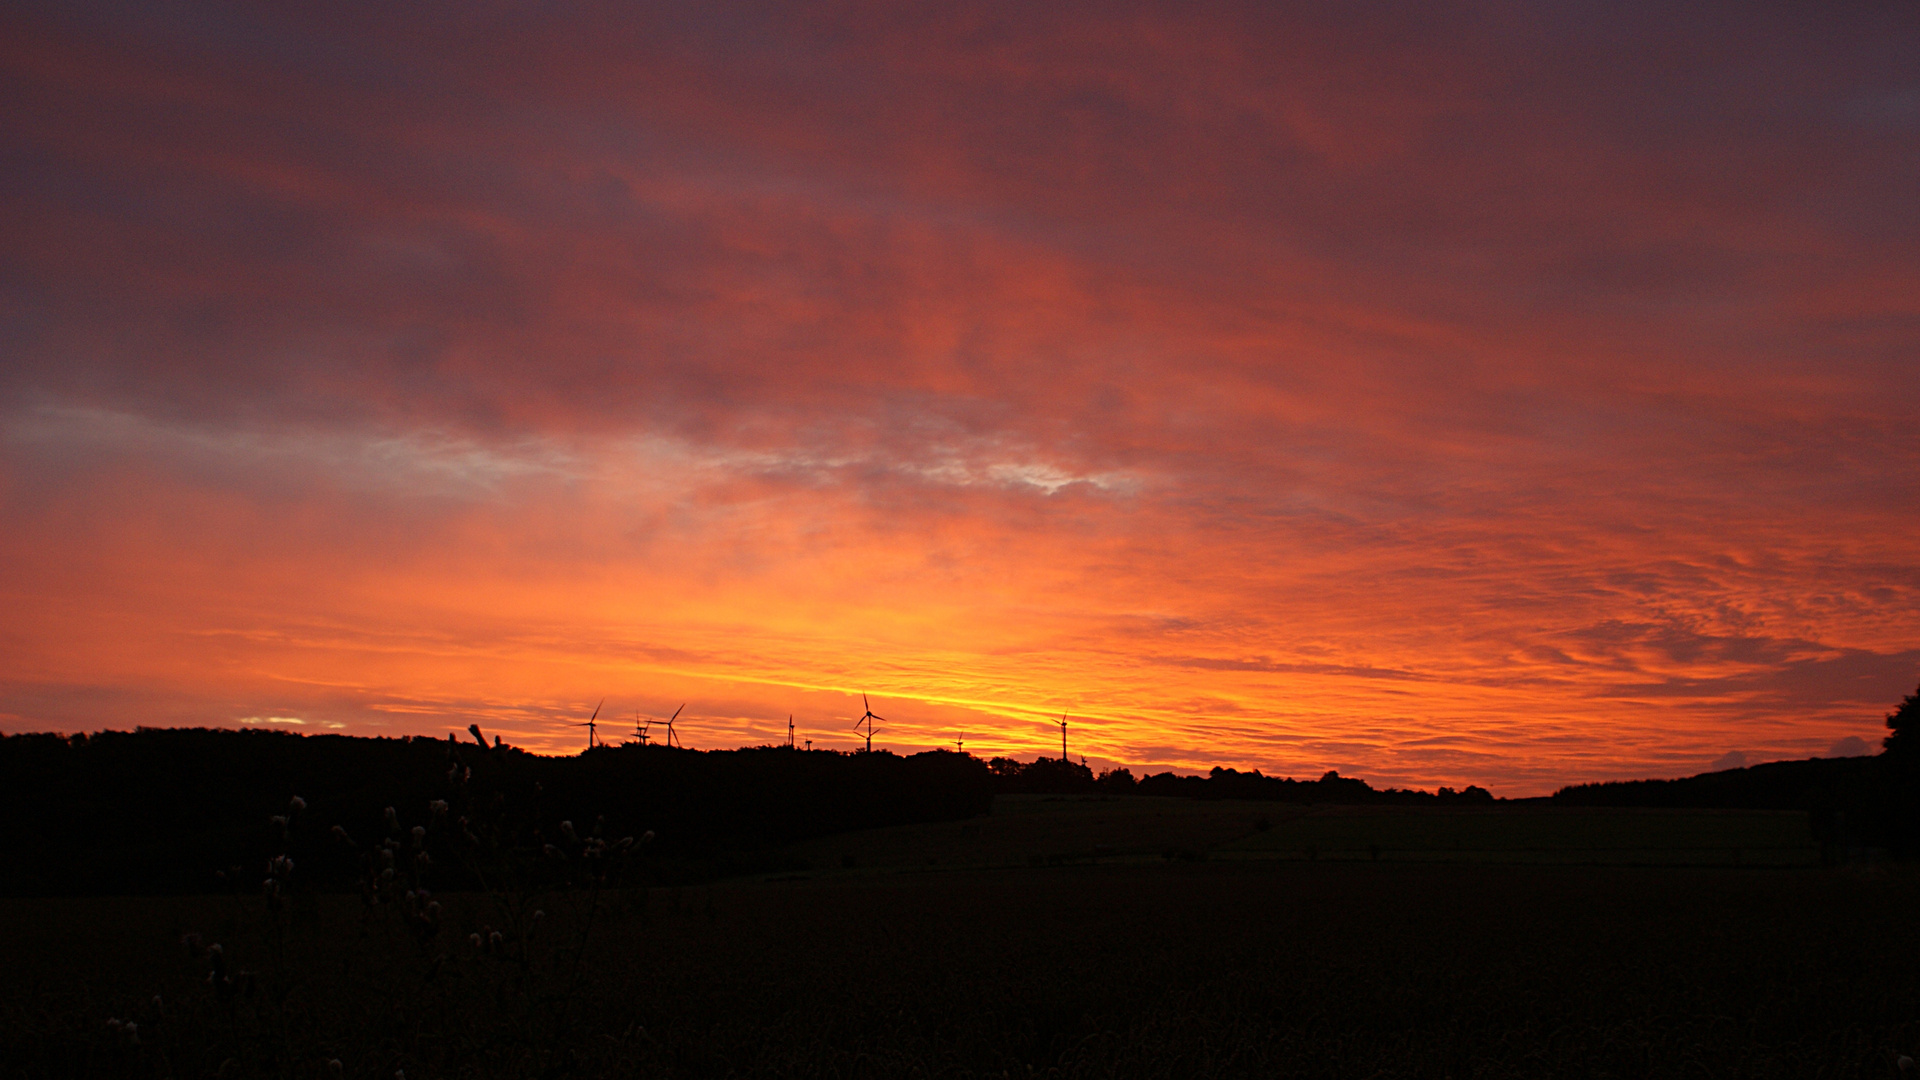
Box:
[2,2,1916,794]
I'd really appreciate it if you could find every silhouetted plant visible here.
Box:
[991,755,1096,794]
[157,740,656,1078]
[1884,682,1920,755]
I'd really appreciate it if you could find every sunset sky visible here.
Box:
[2,2,1916,793]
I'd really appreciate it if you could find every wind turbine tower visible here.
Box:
[853,694,885,753]
[571,699,604,750]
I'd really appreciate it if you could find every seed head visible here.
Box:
[429,799,448,815]
[288,796,306,812]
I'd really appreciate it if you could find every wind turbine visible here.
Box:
[955,732,965,753]
[664,703,684,748]
[632,710,650,746]
[1056,712,1069,762]
[570,699,604,750]
[787,714,795,749]
[853,694,885,753]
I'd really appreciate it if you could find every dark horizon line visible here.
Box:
[10,723,1881,799]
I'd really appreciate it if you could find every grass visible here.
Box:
[2,800,1910,1078]
[778,795,1822,872]
[1220,804,1821,865]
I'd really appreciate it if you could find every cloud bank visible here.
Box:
[1,1,1916,792]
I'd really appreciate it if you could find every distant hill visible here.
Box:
[1551,753,1920,854]
[1550,755,1872,809]
[12,726,1920,897]
[0,728,992,895]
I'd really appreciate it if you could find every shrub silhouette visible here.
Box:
[988,754,1096,794]
[1884,682,1920,755]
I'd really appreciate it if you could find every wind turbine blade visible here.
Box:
[670,704,685,721]
[871,714,886,723]
[863,693,871,712]
[590,699,603,723]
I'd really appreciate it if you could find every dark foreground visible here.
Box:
[5,859,1919,1079]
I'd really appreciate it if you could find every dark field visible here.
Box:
[785,796,1825,870]
[5,802,1918,1079]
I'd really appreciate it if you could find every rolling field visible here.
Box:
[1219,804,1821,865]
[2,800,1909,1079]
[780,795,1823,874]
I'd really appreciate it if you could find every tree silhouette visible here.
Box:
[1883,682,1920,755]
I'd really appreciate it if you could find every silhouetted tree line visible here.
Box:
[0,728,992,896]
[22,681,1920,894]
[1552,682,1920,857]
[987,755,1493,804]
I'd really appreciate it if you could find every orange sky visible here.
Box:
[2,2,1917,793]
